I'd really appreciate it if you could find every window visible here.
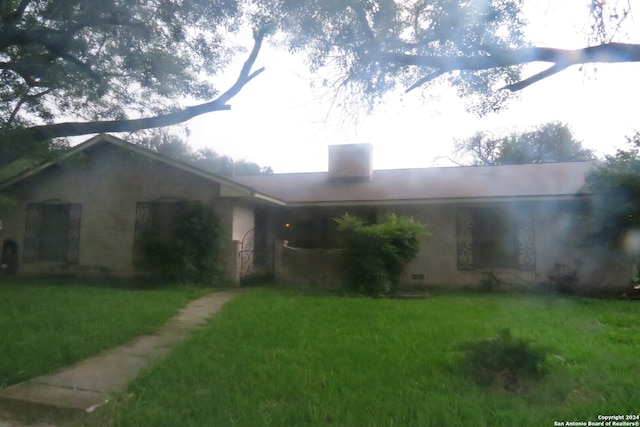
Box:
[472,208,518,269]
[282,208,377,249]
[457,206,535,271]
[24,203,81,263]
[38,204,71,262]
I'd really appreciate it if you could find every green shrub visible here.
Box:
[454,328,549,390]
[335,213,427,296]
[139,203,224,285]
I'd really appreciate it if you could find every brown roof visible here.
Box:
[233,161,597,206]
[0,134,284,205]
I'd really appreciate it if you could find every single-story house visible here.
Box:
[0,135,632,292]
[0,134,281,281]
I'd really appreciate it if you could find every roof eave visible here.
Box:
[0,134,273,201]
[282,193,591,208]
[252,192,287,206]
[0,135,104,190]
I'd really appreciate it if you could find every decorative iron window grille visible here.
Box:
[456,206,535,271]
[132,202,151,266]
[23,203,81,263]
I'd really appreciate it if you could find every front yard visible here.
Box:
[2,283,639,426]
[0,278,209,387]
[104,289,640,427]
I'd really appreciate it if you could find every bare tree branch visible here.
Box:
[0,62,46,87]
[405,70,445,93]
[6,88,52,127]
[380,43,640,92]
[500,63,567,92]
[16,29,267,141]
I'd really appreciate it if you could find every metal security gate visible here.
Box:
[238,226,274,283]
[239,228,255,279]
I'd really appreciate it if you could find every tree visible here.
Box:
[265,0,527,114]
[137,130,273,176]
[264,0,639,114]
[0,0,267,161]
[454,122,596,165]
[193,148,274,176]
[584,131,640,246]
[2,0,638,158]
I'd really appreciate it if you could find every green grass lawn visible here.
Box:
[0,277,209,387]
[104,289,640,427]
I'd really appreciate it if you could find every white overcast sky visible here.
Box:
[183,1,640,173]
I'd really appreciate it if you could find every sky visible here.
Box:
[183,1,640,173]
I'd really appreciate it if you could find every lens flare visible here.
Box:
[622,228,640,256]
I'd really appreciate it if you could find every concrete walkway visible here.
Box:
[0,289,241,418]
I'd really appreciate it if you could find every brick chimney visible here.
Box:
[328,144,373,182]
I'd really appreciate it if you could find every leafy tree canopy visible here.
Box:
[0,0,266,158]
[260,0,639,114]
[262,0,528,115]
[2,0,236,125]
[454,122,596,165]
[584,131,640,246]
[0,0,638,161]
[137,131,273,176]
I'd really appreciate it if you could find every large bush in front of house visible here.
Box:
[335,213,428,296]
[139,203,224,285]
